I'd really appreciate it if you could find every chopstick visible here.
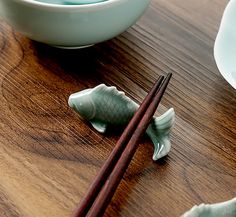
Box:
[72,75,164,217]
[72,73,172,217]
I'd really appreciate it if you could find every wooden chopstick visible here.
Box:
[72,73,172,217]
[85,73,172,217]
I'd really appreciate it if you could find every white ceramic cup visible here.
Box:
[214,0,236,89]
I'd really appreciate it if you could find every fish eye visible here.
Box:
[77,99,95,120]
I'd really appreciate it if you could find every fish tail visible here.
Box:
[146,108,175,160]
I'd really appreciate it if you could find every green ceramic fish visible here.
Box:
[68,84,175,160]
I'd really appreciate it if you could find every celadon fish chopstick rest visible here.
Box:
[68,84,175,160]
[181,197,236,217]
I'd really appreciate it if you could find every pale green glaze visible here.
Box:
[214,0,236,89]
[68,84,175,160]
[0,0,150,48]
[37,0,107,5]
[181,197,236,217]
[63,0,107,5]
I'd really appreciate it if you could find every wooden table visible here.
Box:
[0,0,235,216]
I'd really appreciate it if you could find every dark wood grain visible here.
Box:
[0,0,235,217]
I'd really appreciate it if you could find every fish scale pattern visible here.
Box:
[93,93,136,125]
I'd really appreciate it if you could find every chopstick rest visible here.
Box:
[68,83,175,161]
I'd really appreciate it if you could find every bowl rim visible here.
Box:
[10,0,125,9]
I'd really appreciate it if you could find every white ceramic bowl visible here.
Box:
[0,0,150,48]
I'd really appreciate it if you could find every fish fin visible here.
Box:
[90,120,107,133]
[146,108,175,160]
[152,136,171,161]
[153,108,175,131]
[91,84,136,106]
[91,84,107,93]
